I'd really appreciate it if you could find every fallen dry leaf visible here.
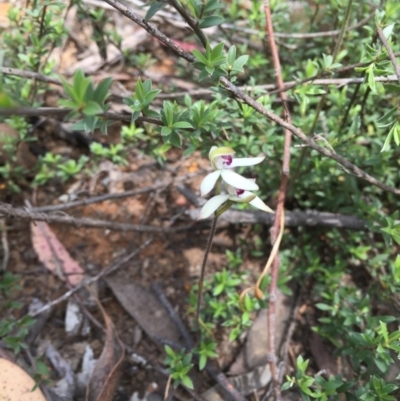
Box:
[105,274,181,345]
[30,221,85,286]
[0,358,47,401]
[86,300,125,401]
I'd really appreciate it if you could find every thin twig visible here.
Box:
[0,202,193,233]
[0,107,162,125]
[196,214,218,327]
[221,10,374,39]
[3,67,399,102]
[157,74,399,100]
[31,182,171,213]
[1,67,62,85]
[103,0,196,63]
[167,0,207,48]
[376,25,400,85]
[152,283,195,349]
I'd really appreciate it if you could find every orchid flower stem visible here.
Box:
[196,213,218,333]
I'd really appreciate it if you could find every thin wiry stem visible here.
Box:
[195,214,218,327]
[167,0,208,48]
[376,25,400,85]
[263,1,292,398]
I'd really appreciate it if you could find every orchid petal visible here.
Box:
[230,156,265,168]
[198,194,230,219]
[249,196,274,213]
[200,170,221,196]
[209,146,235,161]
[221,170,259,191]
[209,146,235,169]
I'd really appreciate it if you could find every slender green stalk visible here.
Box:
[195,214,218,327]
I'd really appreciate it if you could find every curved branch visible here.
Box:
[0,107,163,126]
[220,77,400,196]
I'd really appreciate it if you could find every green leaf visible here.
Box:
[181,375,194,389]
[393,123,400,146]
[199,354,207,370]
[183,145,197,157]
[161,126,172,136]
[0,91,15,107]
[135,79,145,103]
[198,69,209,81]
[172,121,193,129]
[203,0,222,14]
[73,69,90,101]
[93,77,113,104]
[210,42,225,62]
[382,23,395,40]
[227,45,236,67]
[145,2,165,21]
[315,303,331,311]
[367,68,376,92]
[199,15,224,29]
[83,101,103,116]
[169,131,182,147]
[243,293,252,312]
[232,55,249,72]
[163,101,174,126]
[381,123,395,152]
[213,283,224,296]
[205,66,215,75]
[144,89,161,104]
[192,49,209,65]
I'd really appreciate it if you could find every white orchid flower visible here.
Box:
[200,146,265,197]
[199,183,274,220]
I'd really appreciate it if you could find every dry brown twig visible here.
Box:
[376,25,400,85]
[262,2,292,398]
[0,202,193,233]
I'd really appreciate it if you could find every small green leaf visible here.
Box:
[135,79,145,103]
[199,15,224,29]
[181,375,194,389]
[169,131,182,147]
[163,101,174,126]
[381,123,395,152]
[83,101,103,116]
[210,42,225,62]
[227,45,236,66]
[205,66,215,75]
[161,126,172,136]
[145,2,165,21]
[232,55,249,72]
[315,303,331,311]
[367,68,376,92]
[199,354,207,370]
[183,145,197,157]
[382,23,395,40]
[93,77,113,104]
[192,49,209,65]
[172,121,193,129]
